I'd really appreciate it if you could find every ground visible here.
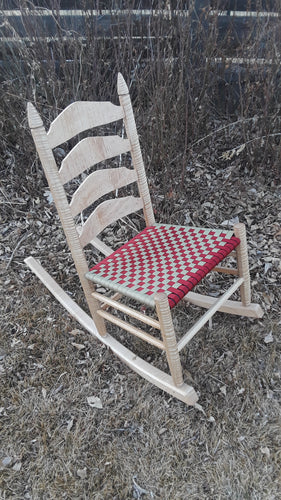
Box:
[1,148,280,499]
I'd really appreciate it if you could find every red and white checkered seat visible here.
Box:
[86,224,240,309]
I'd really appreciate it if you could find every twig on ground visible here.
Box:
[133,476,153,498]
[6,232,32,270]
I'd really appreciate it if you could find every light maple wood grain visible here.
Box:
[79,196,143,247]
[70,167,137,216]
[155,293,184,387]
[47,102,124,149]
[234,223,251,306]
[99,292,122,310]
[184,291,263,318]
[178,278,244,351]
[213,266,239,275]
[59,136,131,184]
[117,73,155,227]
[97,309,165,350]
[86,236,114,256]
[92,291,161,329]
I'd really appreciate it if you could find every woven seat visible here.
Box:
[26,72,263,406]
[87,224,240,309]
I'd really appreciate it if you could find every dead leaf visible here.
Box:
[87,396,103,409]
[221,216,239,226]
[70,329,84,336]
[274,229,281,239]
[264,332,274,344]
[194,402,206,415]
[235,143,246,156]
[267,390,274,399]
[262,293,273,306]
[71,342,86,350]
[67,417,74,432]
[12,462,22,471]
[77,467,87,479]
[220,385,227,396]
[264,263,272,274]
[11,338,21,348]
[1,457,12,468]
[0,407,7,416]
[183,369,195,383]
[260,447,270,458]
[44,190,53,204]
[238,436,246,442]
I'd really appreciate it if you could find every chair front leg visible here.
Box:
[155,293,184,387]
[233,223,251,307]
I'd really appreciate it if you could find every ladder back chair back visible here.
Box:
[26,73,263,406]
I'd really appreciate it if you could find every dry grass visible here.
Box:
[1,99,281,500]
[1,214,280,499]
[1,3,281,498]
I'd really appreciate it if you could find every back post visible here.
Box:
[27,103,107,336]
[117,73,155,227]
[233,223,251,307]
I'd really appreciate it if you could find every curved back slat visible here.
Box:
[70,167,138,217]
[59,136,131,184]
[47,102,124,149]
[79,196,143,247]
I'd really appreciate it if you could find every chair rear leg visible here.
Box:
[233,223,251,307]
[155,293,184,387]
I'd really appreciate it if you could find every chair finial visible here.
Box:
[117,73,129,96]
[27,102,43,129]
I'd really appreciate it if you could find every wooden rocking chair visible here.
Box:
[25,73,263,405]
